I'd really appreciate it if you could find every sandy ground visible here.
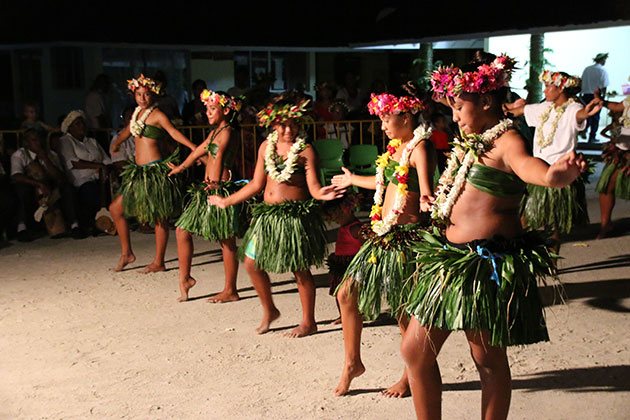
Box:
[1,162,629,420]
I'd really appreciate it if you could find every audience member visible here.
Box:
[57,110,112,236]
[20,101,57,137]
[580,52,609,142]
[85,74,112,130]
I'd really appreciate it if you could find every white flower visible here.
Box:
[130,105,157,137]
[264,131,306,183]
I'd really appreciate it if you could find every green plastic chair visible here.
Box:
[313,139,344,185]
[347,144,378,176]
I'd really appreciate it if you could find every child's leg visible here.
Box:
[597,169,618,239]
[286,269,318,338]
[109,195,135,271]
[208,237,240,303]
[175,227,196,302]
[244,256,280,334]
[142,219,168,273]
[401,317,450,420]
[334,281,365,396]
[382,314,411,398]
[465,330,511,420]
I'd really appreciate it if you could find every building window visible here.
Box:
[51,47,84,89]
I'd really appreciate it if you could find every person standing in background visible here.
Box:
[580,53,609,143]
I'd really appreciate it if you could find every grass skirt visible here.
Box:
[338,223,424,321]
[521,177,589,234]
[118,152,182,224]
[406,228,555,347]
[595,144,629,199]
[175,181,248,240]
[238,200,327,273]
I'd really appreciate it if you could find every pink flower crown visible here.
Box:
[430,54,516,99]
[200,89,242,113]
[367,93,425,117]
[127,74,162,95]
[257,98,311,128]
[539,70,581,89]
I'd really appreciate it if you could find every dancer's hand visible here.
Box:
[331,167,353,189]
[319,185,346,201]
[546,151,586,187]
[167,162,184,176]
[419,194,435,212]
[208,195,227,208]
[502,98,526,115]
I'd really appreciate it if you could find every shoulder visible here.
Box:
[496,128,527,151]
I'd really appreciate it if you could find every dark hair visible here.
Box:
[23,128,42,141]
[192,79,207,91]
[215,90,241,129]
[461,51,510,109]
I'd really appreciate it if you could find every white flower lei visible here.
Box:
[371,125,432,236]
[431,119,514,223]
[536,99,574,149]
[264,131,306,183]
[130,105,157,137]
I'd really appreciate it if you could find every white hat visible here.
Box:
[61,110,86,133]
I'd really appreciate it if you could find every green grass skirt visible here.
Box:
[238,200,328,273]
[175,181,248,240]
[406,229,555,347]
[338,223,424,321]
[521,178,589,234]
[595,145,629,199]
[119,152,182,224]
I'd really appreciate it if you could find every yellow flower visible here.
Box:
[368,253,377,264]
[369,205,382,217]
[396,165,409,176]
[376,153,390,168]
[388,138,402,148]
[397,183,408,195]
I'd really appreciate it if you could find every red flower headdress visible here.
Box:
[367,93,425,117]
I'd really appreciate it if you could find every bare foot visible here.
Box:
[255,308,281,334]
[381,377,410,398]
[329,316,342,325]
[285,323,318,338]
[177,277,197,302]
[114,253,136,272]
[207,290,240,303]
[141,262,166,274]
[334,361,366,396]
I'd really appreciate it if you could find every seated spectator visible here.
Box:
[429,113,452,173]
[109,106,136,192]
[20,101,57,138]
[57,110,112,237]
[0,159,18,242]
[325,100,354,149]
[10,129,79,240]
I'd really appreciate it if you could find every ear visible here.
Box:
[223,108,230,116]
[480,94,493,111]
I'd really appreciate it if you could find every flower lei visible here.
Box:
[130,105,157,137]
[264,131,307,182]
[536,99,575,149]
[127,74,161,95]
[431,119,514,223]
[539,70,580,90]
[430,54,516,100]
[370,125,432,236]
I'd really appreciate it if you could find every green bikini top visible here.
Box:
[140,124,166,140]
[384,159,420,193]
[466,163,526,197]
[204,125,235,168]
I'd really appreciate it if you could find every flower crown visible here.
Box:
[200,89,242,113]
[257,98,311,128]
[127,74,162,95]
[367,93,425,117]
[430,54,516,99]
[539,70,581,89]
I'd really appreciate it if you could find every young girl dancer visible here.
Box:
[168,90,244,302]
[331,88,436,397]
[110,74,196,273]
[401,52,587,419]
[208,94,342,337]
[504,70,602,251]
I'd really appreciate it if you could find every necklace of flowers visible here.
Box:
[130,105,157,137]
[370,125,432,236]
[431,119,513,223]
[536,98,574,149]
[264,130,307,183]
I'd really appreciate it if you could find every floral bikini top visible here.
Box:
[383,158,420,193]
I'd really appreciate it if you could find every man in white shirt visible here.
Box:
[580,52,609,142]
[10,129,79,240]
[57,110,112,236]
